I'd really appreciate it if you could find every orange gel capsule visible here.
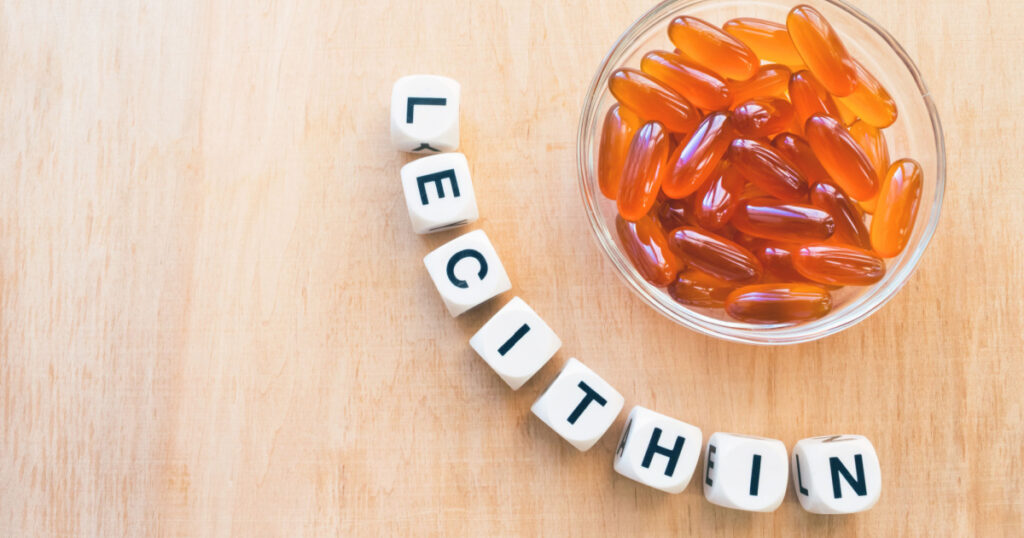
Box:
[751,240,809,282]
[771,132,830,185]
[668,16,760,81]
[609,68,702,133]
[786,5,857,97]
[804,114,878,200]
[738,181,771,201]
[655,194,697,232]
[668,269,737,307]
[793,244,886,286]
[663,112,733,199]
[834,99,859,125]
[728,138,810,201]
[598,105,642,199]
[732,98,795,138]
[789,70,840,126]
[810,182,870,249]
[733,198,835,242]
[729,64,791,104]
[618,121,671,221]
[723,18,804,66]
[837,60,897,128]
[641,50,732,111]
[725,283,832,324]
[694,164,745,230]
[616,215,684,286]
[871,159,923,258]
[668,226,762,284]
[848,120,890,212]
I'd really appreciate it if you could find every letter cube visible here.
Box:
[423,229,511,317]
[791,435,882,514]
[470,297,561,390]
[401,153,478,234]
[531,358,624,451]
[703,432,789,512]
[613,406,703,494]
[390,75,460,153]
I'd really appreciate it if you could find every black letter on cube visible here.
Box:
[705,444,716,486]
[406,97,447,123]
[417,169,461,205]
[829,455,867,498]
[567,381,607,424]
[446,249,487,289]
[497,324,531,356]
[796,454,809,495]
[749,454,762,495]
[642,427,685,477]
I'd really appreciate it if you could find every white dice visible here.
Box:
[791,435,882,514]
[613,406,703,494]
[531,358,624,451]
[703,433,789,512]
[423,229,511,317]
[470,297,561,390]
[390,75,460,153]
[401,153,478,234]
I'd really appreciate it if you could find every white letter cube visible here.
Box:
[791,435,882,514]
[401,153,478,234]
[531,358,624,451]
[703,432,789,512]
[423,229,511,317]
[613,406,702,494]
[390,75,460,153]
[470,297,561,390]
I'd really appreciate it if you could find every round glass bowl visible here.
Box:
[577,0,945,345]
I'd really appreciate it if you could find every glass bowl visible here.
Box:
[577,0,945,345]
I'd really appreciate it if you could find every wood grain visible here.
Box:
[1,0,1022,535]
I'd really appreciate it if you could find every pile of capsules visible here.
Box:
[600,4,923,324]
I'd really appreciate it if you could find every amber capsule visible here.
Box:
[810,182,870,248]
[668,16,760,81]
[668,226,762,284]
[728,138,809,201]
[789,70,840,126]
[837,60,897,128]
[729,64,791,104]
[618,122,671,221]
[751,240,808,282]
[786,5,857,97]
[694,164,745,230]
[835,99,859,125]
[598,105,642,199]
[609,68,702,133]
[732,198,835,242]
[771,132,830,185]
[793,244,885,286]
[641,50,732,111]
[655,194,697,232]
[616,215,684,286]
[848,120,890,212]
[804,114,878,201]
[725,283,832,324]
[668,269,737,307]
[723,18,804,66]
[663,112,733,199]
[737,181,771,201]
[732,98,795,139]
[870,159,923,258]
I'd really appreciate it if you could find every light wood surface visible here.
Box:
[1,0,1022,536]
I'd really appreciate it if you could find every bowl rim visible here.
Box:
[576,0,946,345]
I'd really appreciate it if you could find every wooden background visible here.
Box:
[1,0,1022,536]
